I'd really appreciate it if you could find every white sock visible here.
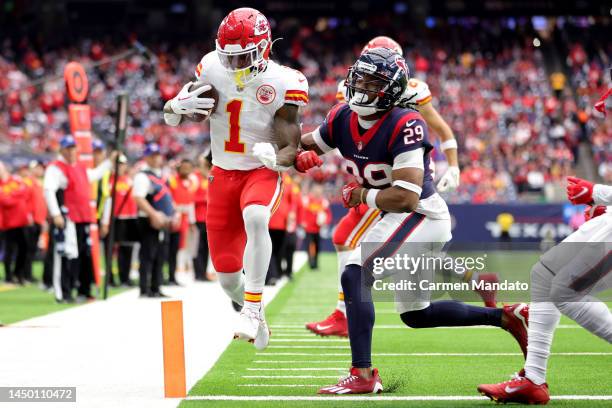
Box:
[524,302,561,385]
[556,297,612,342]
[242,205,272,313]
[336,251,350,315]
[217,271,244,306]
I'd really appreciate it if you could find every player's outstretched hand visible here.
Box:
[170,82,215,115]
[295,150,322,173]
[437,166,460,192]
[342,182,361,208]
[584,205,606,221]
[566,176,594,205]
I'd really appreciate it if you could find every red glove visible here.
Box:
[584,205,606,222]
[341,182,360,208]
[566,176,594,205]
[295,150,322,173]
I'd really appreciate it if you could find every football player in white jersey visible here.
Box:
[478,177,612,404]
[305,36,497,338]
[163,7,313,350]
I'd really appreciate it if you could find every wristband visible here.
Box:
[440,139,458,151]
[366,189,379,209]
[360,188,367,204]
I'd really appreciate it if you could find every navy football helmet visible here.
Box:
[345,47,409,113]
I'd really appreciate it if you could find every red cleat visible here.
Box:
[477,373,550,405]
[318,367,383,394]
[474,273,499,307]
[502,303,529,358]
[305,309,348,337]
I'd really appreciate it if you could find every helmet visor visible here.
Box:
[216,46,258,71]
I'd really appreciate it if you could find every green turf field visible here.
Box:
[182,253,612,407]
[0,261,128,324]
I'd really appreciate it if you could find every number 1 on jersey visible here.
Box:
[225,99,245,153]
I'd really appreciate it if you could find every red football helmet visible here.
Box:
[361,36,403,56]
[216,7,272,85]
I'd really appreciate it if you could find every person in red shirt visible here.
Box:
[193,153,212,281]
[0,161,34,284]
[167,158,197,285]
[101,155,138,287]
[281,175,303,279]
[267,174,293,285]
[300,183,331,270]
[19,162,47,283]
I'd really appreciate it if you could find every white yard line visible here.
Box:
[271,324,582,329]
[257,352,612,357]
[0,252,308,408]
[253,360,350,364]
[185,395,612,401]
[237,384,325,387]
[242,375,340,379]
[245,368,345,371]
[267,345,350,349]
[271,338,348,342]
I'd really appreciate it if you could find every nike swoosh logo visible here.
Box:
[178,96,191,101]
[572,186,589,199]
[299,78,306,83]
[316,324,333,330]
[505,385,526,393]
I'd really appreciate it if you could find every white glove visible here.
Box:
[170,82,215,115]
[437,166,460,192]
[252,142,290,171]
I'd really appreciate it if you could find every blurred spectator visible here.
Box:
[300,184,331,270]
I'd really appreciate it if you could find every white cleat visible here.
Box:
[233,308,259,342]
[254,304,270,350]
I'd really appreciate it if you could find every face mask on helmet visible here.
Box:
[216,39,270,86]
[346,70,388,116]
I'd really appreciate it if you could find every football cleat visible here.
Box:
[254,303,270,350]
[305,309,348,337]
[318,367,383,395]
[474,273,499,307]
[477,373,550,405]
[233,308,260,342]
[502,303,529,358]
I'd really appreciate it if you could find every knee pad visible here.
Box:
[243,205,270,234]
[400,307,430,328]
[217,271,243,292]
[530,261,555,302]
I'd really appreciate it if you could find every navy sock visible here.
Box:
[400,300,502,328]
[341,264,375,368]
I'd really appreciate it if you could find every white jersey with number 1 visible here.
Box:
[195,51,309,171]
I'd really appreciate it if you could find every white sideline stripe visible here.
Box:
[185,395,612,401]
[242,375,340,379]
[257,352,612,357]
[271,324,582,329]
[246,368,344,371]
[271,339,348,343]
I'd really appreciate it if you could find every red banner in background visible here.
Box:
[64,62,101,287]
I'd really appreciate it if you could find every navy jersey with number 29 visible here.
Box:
[316,103,436,199]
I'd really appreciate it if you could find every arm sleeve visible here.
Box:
[132,173,151,199]
[593,184,612,206]
[43,165,66,218]
[87,160,112,182]
[283,70,309,107]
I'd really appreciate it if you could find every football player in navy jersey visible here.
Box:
[297,48,530,394]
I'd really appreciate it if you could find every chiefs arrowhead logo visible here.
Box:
[256,84,276,105]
